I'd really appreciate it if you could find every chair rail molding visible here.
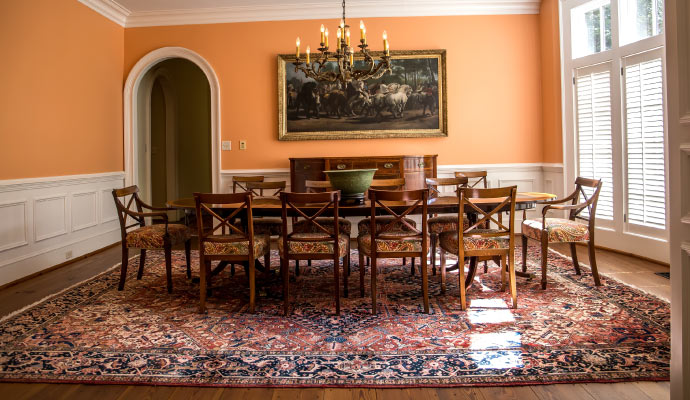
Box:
[78,0,540,28]
[123,47,221,194]
[0,172,125,287]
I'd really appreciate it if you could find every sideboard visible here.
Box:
[289,155,438,193]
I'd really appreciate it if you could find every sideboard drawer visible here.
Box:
[325,159,353,171]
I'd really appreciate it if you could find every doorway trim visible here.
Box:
[124,47,220,193]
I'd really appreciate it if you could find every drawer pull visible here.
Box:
[418,162,425,167]
[337,163,347,170]
[384,163,394,169]
[303,165,311,170]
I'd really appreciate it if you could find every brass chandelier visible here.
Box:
[293,0,392,86]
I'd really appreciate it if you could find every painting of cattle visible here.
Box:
[278,50,447,140]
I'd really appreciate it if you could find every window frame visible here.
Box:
[560,0,670,261]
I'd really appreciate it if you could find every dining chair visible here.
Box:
[454,170,492,273]
[356,178,417,273]
[521,177,603,289]
[245,180,286,237]
[359,188,430,314]
[112,185,191,294]
[279,191,350,316]
[194,192,271,313]
[425,176,469,275]
[231,175,264,193]
[439,186,518,310]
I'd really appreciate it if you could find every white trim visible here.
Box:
[0,172,125,193]
[71,191,99,232]
[80,0,540,28]
[77,0,129,26]
[0,200,28,252]
[124,47,221,193]
[32,195,68,242]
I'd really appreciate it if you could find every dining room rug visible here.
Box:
[0,246,669,387]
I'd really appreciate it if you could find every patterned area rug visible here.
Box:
[0,246,669,387]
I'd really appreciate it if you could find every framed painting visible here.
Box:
[278,49,447,141]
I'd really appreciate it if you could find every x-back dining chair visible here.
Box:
[112,185,191,294]
[194,191,270,313]
[279,191,350,316]
[231,175,264,193]
[439,186,518,310]
[426,176,469,274]
[521,177,603,289]
[359,188,430,314]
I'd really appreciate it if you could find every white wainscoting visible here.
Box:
[221,163,565,236]
[0,172,125,287]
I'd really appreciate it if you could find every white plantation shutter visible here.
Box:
[623,50,666,229]
[575,64,614,220]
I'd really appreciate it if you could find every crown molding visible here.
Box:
[79,1,541,28]
[78,0,129,26]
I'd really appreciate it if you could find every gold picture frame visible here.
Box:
[278,49,448,141]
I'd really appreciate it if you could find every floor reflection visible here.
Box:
[467,299,515,324]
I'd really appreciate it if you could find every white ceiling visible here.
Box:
[79,0,541,27]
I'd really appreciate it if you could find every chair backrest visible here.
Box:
[455,171,488,189]
[232,176,264,193]
[280,191,340,254]
[246,181,286,197]
[458,186,517,247]
[370,178,405,190]
[112,186,146,236]
[570,177,603,225]
[367,189,428,249]
[426,176,469,198]
[194,192,256,256]
[305,180,333,193]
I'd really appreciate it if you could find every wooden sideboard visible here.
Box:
[289,155,438,193]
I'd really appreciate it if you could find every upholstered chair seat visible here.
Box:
[358,232,424,254]
[253,218,284,236]
[203,234,270,256]
[522,218,590,243]
[428,215,470,234]
[439,229,511,253]
[126,224,191,249]
[279,233,350,257]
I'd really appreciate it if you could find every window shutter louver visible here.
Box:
[624,54,666,229]
[575,65,614,220]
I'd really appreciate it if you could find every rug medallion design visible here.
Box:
[0,247,669,387]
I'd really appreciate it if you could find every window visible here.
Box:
[562,0,667,259]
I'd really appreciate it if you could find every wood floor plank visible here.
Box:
[116,384,178,400]
[478,386,539,400]
[323,388,377,400]
[582,382,654,400]
[376,388,438,400]
[0,383,49,400]
[435,387,486,400]
[530,383,595,400]
[633,381,670,399]
[63,383,129,400]
[167,386,224,400]
[218,387,275,400]
[272,388,325,400]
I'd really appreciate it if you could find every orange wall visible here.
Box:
[0,0,124,180]
[125,15,546,170]
[539,0,564,163]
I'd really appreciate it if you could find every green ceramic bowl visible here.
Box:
[323,169,377,198]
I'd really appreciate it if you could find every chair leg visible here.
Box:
[483,261,488,274]
[365,256,369,266]
[199,254,207,314]
[440,249,446,270]
[164,245,173,294]
[589,241,602,286]
[500,254,507,292]
[295,260,300,276]
[282,257,290,316]
[509,249,517,309]
[521,234,528,273]
[410,257,415,276]
[403,257,407,266]
[359,248,365,297]
[334,255,341,316]
[137,249,146,280]
[264,250,271,275]
[430,234,437,275]
[421,252,429,314]
[371,255,378,315]
[570,243,581,275]
[231,264,236,276]
[308,260,312,267]
[440,258,447,295]
[184,240,192,279]
[540,236,549,290]
[118,246,129,291]
[458,256,466,311]
[248,257,256,313]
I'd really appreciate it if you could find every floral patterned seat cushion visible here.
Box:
[522,218,590,243]
[293,218,352,235]
[278,233,350,257]
[357,216,417,235]
[427,215,470,234]
[253,218,283,236]
[202,234,270,256]
[126,224,191,249]
[438,229,510,254]
[358,232,424,255]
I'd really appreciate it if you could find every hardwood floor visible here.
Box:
[0,242,670,399]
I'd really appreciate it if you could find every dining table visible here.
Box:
[167,191,556,288]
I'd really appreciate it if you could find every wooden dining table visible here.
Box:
[167,192,556,288]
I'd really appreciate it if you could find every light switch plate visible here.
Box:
[239,140,247,150]
[221,141,231,151]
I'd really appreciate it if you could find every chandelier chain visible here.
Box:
[342,0,346,24]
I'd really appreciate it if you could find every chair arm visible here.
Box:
[536,193,576,206]
[541,202,590,222]
[138,200,175,212]
[123,209,169,227]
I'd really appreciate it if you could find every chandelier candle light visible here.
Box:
[293,0,392,86]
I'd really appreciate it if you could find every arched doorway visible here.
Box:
[123,47,221,200]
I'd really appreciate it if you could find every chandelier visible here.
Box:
[293,0,392,86]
